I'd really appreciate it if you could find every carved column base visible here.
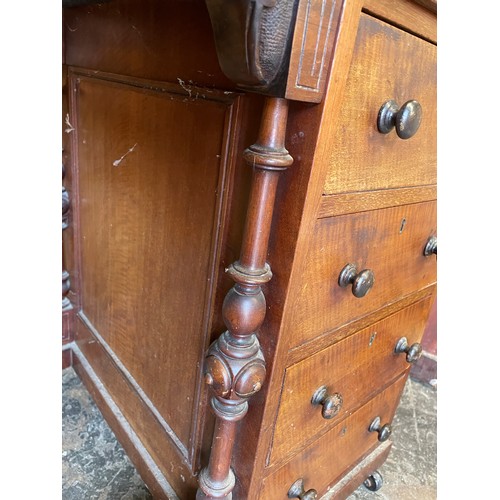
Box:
[197,466,235,499]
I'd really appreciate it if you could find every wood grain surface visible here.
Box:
[260,374,407,498]
[363,0,437,42]
[287,200,437,348]
[63,0,234,90]
[70,69,240,463]
[323,13,436,195]
[270,296,432,466]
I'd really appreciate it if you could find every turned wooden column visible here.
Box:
[197,97,293,499]
[198,0,342,496]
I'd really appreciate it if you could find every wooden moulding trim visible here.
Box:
[62,308,75,344]
[285,0,346,103]
[68,66,243,104]
[77,312,189,460]
[318,185,437,218]
[362,0,437,44]
[287,284,436,366]
[74,315,196,497]
[62,344,73,369]
[189,85,244,470]
[71,342,180,500]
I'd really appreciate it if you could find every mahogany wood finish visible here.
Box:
[284,0,345,103]
[318,184,437,218]
[197,97,293,499]
[69,64,249,470]
[260,375,407,499]
[270,296,433,466]
[288,201,437,348]
[323,13,436,196]
[62,0,436,498]
[363,0,437,43]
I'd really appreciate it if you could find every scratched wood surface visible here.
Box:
[69,68,244,495]
[322,13,436,196]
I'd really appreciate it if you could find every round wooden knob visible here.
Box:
[424,235,437,256]
[338,263,374,298]
[377,99,422,139]
[288,479,317,499]
[369,416,392,442]
[364,470,383,492]
[311,386,343,419]
[395,337,423,363]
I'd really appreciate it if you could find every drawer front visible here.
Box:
[288,200,436,348]
[261,375,407,499]
[323,13,436,195]
[270,296,432,465]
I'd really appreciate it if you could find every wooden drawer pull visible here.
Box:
[424,235,437,256]
[377,99,422,139]
[338,263,374,298]
[395,337,423,363]
[311,385,343,419]
[288,479,318,499]
[364,470,384,492]
[369,416,392,442]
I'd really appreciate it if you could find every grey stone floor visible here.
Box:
[62,368,436,499]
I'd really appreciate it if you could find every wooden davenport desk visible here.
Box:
[62,0,436,498]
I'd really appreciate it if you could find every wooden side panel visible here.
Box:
[287,201,437,348]
[63,0,234,90]
[270,296,432,466]
[323,13,436,195]
[70,69,239,460]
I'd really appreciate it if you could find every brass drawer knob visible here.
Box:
[369,416,392,442]
[288,478,318,499]
[395,337,423,363]
[311,385,343,419]
[338,263,374,298]
[424,235,437,256]
[377,99,422,139]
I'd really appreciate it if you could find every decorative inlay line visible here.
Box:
[295,0,337,91]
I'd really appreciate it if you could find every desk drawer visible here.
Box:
[261,374,407,499]
[288,201,436,348]
[323,13,436,195]
[269,296,432,465]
